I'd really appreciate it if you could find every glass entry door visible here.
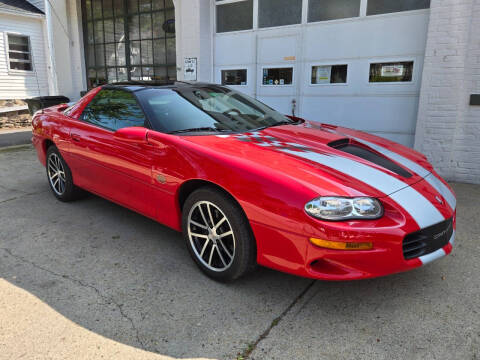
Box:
[82,0,176,87]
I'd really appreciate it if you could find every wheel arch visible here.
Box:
[44,139,55,152]
[178,179,242,213]
[177,179,257,246]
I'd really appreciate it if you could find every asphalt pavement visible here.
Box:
[0,147,478,360]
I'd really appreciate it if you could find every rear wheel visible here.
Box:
[182,187,256,281]
[46,146,83,201]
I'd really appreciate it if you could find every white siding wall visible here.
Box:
[0,13,49,99]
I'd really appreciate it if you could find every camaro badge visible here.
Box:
[435,195,444,205]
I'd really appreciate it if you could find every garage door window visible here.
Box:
[258,0,302,28]
[262,68,293,86]
[369,61,414,83]
[216,0,253,33]
[311,65,348,84]
[222,69,247,85]
[367,0,430,15]
[7,34,32,71]
[308,0,360,22]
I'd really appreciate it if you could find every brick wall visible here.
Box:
[415,0,480,184]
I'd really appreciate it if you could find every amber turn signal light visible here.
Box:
[309,237,373,250]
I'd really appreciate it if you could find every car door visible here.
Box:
[68,88,157,218]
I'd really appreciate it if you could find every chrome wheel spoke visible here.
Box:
[213,216,226,231]
[48,163,57,173]
[190,232,208,239]
[198,205,209,228]
[207,204,215,228]
[218,230,233,238]
[217,238,232,259]
[208,245,215,266]
[200,239,210,258]
[216,246,227,267]
[190,220,208,230]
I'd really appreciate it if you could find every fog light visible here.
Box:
[309,237,373,250]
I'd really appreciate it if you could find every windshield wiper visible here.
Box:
[250,120,298,132]
[168,127,229,134]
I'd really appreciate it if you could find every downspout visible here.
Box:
[45,0,59,95]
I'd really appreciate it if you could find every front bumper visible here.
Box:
[252,184,456,281]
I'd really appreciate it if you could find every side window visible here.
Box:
[82,89,147,131]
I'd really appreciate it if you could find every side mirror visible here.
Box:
[57,103,69,112]
[114,127,148,144]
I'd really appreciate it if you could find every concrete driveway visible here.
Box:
[0,146,479,360]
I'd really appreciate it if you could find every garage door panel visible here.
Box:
[303,12,429,60]
[300,95,419,134]
[257,96,295,116]
[215,32,256,65]
[257,35,297,64]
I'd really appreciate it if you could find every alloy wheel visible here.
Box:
[47,153,66,196]
[187,200,236,272]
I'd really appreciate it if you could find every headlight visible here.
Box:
[305,197,383,220]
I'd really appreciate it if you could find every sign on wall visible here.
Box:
[381,64,405,77]
[184,57,197,81]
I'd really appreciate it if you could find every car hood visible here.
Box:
[181,121,435,198]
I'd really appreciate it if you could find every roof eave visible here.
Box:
[0,7,45,19]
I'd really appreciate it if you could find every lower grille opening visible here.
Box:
[403,218,453,260]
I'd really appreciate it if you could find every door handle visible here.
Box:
[71,133,81,142]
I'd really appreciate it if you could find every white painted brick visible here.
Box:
[415,0,480,184]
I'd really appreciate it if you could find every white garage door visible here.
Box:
[213,0,430,147]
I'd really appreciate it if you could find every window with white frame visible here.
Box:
[7,34,32,71]
[311,64,348,84]
[221,69,247,85]
[369,61,414,83]
[262,67,293,85]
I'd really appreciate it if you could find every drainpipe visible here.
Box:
[45,0,59,95]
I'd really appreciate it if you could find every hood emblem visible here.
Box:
[435,195,444,205]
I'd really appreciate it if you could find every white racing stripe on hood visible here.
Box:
[424,173,457,211]
[351,137,456,211]
[281,148,445,229]
[389,187,445,229]
[351,137,430,178]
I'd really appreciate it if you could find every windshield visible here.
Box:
[136,85,296,134]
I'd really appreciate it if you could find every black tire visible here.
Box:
[46,146,84,202]
[182,187,257,282]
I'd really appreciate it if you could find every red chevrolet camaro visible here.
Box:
[32,83,456,282]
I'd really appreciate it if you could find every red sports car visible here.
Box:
[32,83,456,282]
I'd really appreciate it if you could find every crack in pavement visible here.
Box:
[1,247,146,350]
[238,280,316,359]
[0,190,48,205]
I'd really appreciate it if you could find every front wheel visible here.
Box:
[182,187,256,282]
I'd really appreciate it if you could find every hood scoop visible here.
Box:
[328,139,412,178]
